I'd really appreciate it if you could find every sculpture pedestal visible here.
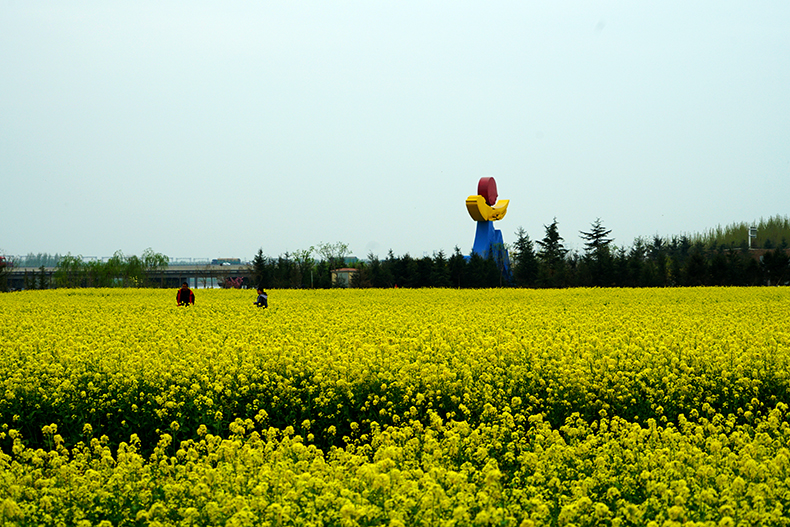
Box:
[471,221,512,282]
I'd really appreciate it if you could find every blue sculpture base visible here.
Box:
[471,221,512,283]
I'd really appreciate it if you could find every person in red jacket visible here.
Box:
[176,282,195,306]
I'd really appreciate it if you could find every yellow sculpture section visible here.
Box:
[465,194,510,222]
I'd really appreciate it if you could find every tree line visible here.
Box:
[3,217,789,291]
[251,218,790,289]
[507,218,789,288]
[250,245,503,289]
[6,249,170,290]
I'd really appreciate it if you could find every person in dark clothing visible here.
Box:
[177,282,195,306]
[254,288,268,308]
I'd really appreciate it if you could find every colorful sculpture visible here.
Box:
[466,177,512,281]
[466,177,509,221]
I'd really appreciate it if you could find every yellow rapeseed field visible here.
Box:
[1,287,790,526]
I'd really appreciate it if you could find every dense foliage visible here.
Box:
[250,218,790,289]
[692,215,790,249]
[2,288,790,525]
[52,249,170,288]
[2,250,169,291]
[250,241,789,290]
[5,216,789,291]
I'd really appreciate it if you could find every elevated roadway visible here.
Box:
[5,264,250,290]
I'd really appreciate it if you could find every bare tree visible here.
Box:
[317,241,350,268]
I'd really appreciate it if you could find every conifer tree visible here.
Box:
[448,246,466,288]
[536,219,568,287]
[251,248,271,288]
[579,218,614,286]
[579,218,613,253]
[512,227,538,287]
[431,250,452,288]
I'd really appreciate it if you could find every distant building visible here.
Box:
[331,268,359,287]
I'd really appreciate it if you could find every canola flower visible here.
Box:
[1,287,790,526]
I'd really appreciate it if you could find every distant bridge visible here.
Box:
[5,264,251,290]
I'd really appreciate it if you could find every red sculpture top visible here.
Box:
[478,177,498,206]
[466,176,509,222]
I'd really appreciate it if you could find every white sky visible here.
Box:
[2,1,789,261]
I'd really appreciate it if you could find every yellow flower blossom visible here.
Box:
[0,287,789,525]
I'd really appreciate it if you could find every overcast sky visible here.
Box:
[3,1,789,261]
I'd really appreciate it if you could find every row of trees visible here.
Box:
[693,215,790,249]
[250,219,789,289]
[250,242,351,289]
[250,245,506,289]
[509,219,789,288]
[3,218,788,291]
[18,249,170,289]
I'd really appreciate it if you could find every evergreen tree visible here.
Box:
[431,250,452,288]
[725,250,748,286]
[511,227,538,287]
[626,238,647,287]
[762,249,790,285]
[415,256,433,287]
[381,250,398,288]
[708,250,729,286]
[579,219,615,287]
[683,246,709,286]
[350,266,363,288]
[364,253,384,288]
[564,252,581,287]
[251,249,272,289]
[394,253,414,288]
[288,257,303,288]
[466,252,499,288]
[579,218,613,253]
[313,260,333,288]
[536,219,568,288]
[648,236,669,287]
[743,257,763,286]
[275,254,295,288]
[613,247,629,287]
[448,246,466,288]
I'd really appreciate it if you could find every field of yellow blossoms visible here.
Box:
[1,287,790,526]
